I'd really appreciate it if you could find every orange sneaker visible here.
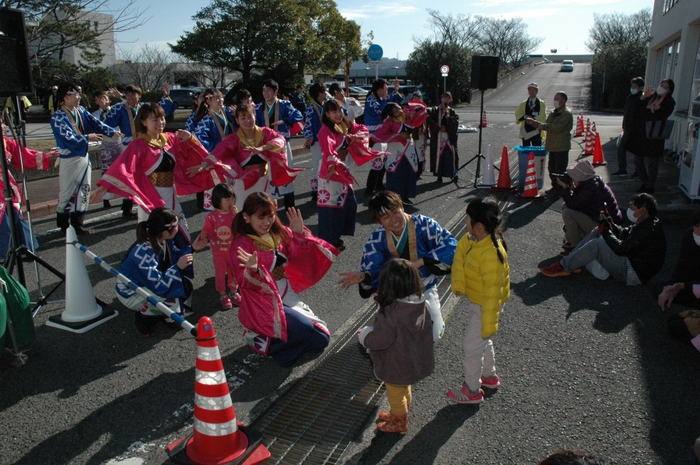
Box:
[377,413,408,434]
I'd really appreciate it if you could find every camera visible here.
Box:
[553,173,572,185]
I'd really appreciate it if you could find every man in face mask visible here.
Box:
[541,193,666,286]
[612,77,645,177]
[528,91,573,197]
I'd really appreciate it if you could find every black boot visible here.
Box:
[57,213,70,234]
[283,193,295,211]
[196,191,204,210]
[122,199,137,219]
[311,190,318,204]
[71,213,91,235]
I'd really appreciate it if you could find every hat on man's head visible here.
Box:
[566,160,597,182]
[527,82,538,89]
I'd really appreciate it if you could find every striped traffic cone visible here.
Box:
[585,118,591,136]
[167,317,271,465]
[583,125,594,156]
[592,132,608,166]
[574,113,584,137]
[492,146,516,192]
[478,144,496,187]
[517,152,543,199]
[481,110,488,128]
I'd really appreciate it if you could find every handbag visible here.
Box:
[646,119,674,140]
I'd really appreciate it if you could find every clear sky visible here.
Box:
[110,0,655,60]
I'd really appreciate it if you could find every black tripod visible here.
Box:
[456,88,492,188]
[1,96,65,364]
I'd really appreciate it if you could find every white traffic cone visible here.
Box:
[46,226,118,333]
[478,144,496,187]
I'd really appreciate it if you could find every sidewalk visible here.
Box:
[21,137,309,219]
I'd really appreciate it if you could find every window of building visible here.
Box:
[656,37,682,83]
[663,0,681,15]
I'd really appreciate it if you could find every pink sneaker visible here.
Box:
[481,374,501,390]
[229,291,242,307]
[446,384,484,404]
[219,295,233,310]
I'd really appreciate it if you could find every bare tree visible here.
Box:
[425,9,481,50]
[474,17,543,70]
[585,9,651,52]
[117,44,178,91]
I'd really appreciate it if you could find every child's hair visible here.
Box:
[466,196,507,264]
[233,88,252,104]
[370,79,387,99]
[377,259,423,309]
[56,82,79,104]
[381,102,401,120]
[368,190,404,223]
[134,103,165,134]
[321,99,346,132]
[231,192,290,242]
[211,183,235,210]
[538,450,606,465]
[195,88,223,123]
[134,208,178,271]
[309,82,327,103]
[235,103,255,119]
[125,84,143,96]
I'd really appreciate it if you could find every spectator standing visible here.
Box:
[530,91,573,197]
[612,77,644,177]
[627,79,676,194]
[515,82,546,146]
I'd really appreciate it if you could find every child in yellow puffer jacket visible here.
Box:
[447,197,510,404]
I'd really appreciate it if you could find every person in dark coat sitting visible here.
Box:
[541,193,666,283]
[557,160,623,252]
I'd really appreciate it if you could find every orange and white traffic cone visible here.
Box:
[167,317,271,465]
[517,152,543,199]
[584,126,594,156]
[481,110,488,128]
[585,118,591,136]
[592,132,607,166]
[478,144,496,187]
[574,113,584,137]
[491,146,516,192]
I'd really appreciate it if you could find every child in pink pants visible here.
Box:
[197,184,240,309]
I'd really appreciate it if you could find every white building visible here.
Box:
[646,0,700,198]
[29,11,116,68]
[59,12,116,68]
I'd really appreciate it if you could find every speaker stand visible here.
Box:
[456,88,492,188]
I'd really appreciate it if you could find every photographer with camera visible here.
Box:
[541,193,666,284]
[555,160,623,253]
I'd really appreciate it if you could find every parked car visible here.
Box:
[560,60,574,72]
[168,88,199,108]
[348,86,368,94]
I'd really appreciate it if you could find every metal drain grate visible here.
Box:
[251,192,515,465]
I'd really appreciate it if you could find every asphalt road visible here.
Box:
[2,62,700,465]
